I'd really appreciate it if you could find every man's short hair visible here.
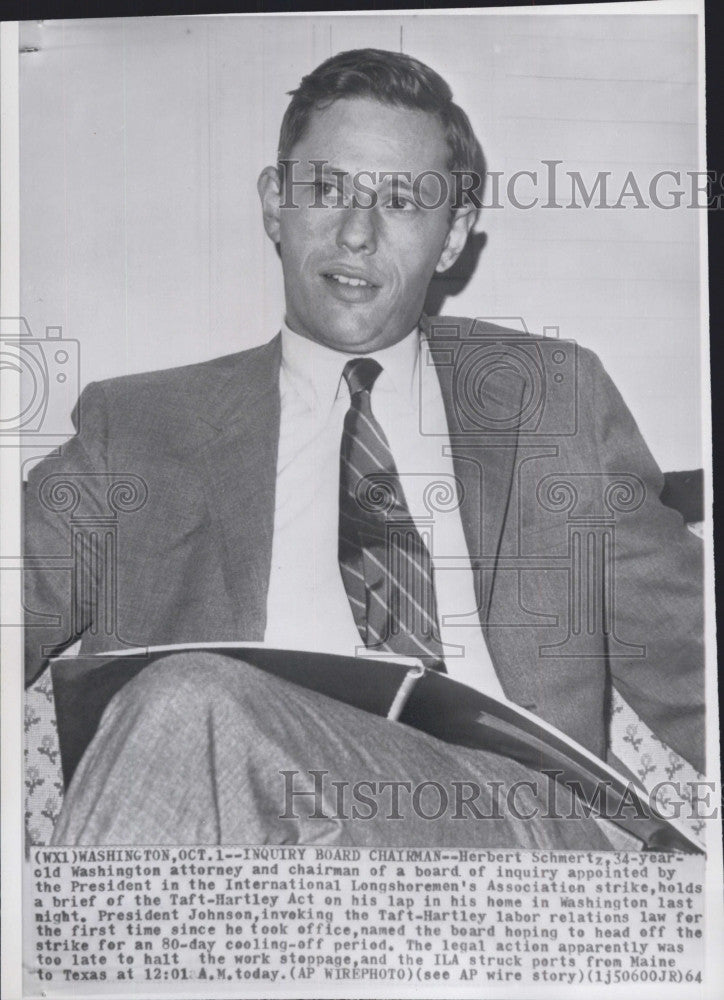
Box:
[278,48,486,211]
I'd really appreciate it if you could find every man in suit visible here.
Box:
[24,49,703,845]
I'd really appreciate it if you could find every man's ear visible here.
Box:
[257,165,282,244]
[435,204,478,274]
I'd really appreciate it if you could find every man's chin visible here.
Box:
[317,331,395,355]
[298,318,392,355]
[325,335,383,355]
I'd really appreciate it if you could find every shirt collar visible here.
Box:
[280,320,421,412]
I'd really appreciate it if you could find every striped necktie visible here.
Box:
[338,357,446,671]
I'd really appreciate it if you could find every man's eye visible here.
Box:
[314,181,344,201]
[384,195,417,211]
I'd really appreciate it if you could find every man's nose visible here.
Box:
[335,205,377,254]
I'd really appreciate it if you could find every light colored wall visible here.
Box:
[19,13,703,470]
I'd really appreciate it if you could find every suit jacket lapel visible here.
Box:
[195,335,282,639]
[423,316,524,628]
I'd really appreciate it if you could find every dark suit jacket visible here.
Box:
[23,317,705,772]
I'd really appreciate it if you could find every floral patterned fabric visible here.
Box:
[25,670,64,847]
[610,690,705,847]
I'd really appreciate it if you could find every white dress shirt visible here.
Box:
[264,322,506,698]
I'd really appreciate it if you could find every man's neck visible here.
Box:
[279,320,421,411]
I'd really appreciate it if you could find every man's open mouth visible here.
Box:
[323,271,378,288]
[321,269,380,301]
[326,273,372,287]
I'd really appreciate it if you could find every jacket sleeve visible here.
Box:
[582,349,705,774]
[23,382,110,687]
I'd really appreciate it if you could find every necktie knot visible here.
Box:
[343,357,383,398]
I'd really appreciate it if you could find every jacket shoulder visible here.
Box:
[425,313,604,370]
[93,338,278,405]
[425,313,593,347]
[74,337,281,453]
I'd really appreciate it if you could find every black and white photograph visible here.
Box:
[1,2,721,997]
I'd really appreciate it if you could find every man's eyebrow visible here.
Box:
[284,159,343,177]
[319,163,348,180]
[296,162,419,193]
[293,161,347,177]
[378,172,414,189]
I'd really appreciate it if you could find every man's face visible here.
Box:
[258,97,475,354]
